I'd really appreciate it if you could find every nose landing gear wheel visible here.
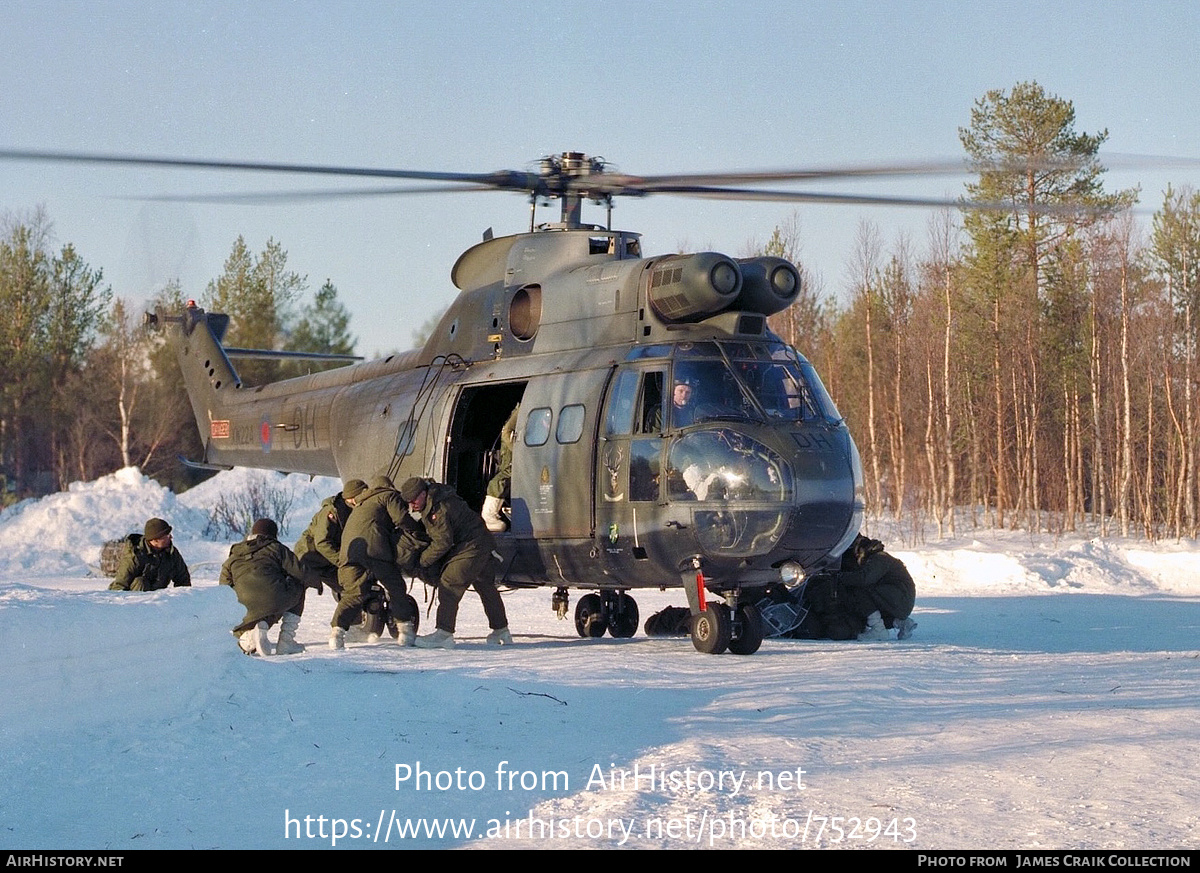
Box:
[690,602,732,654]
[727,603,764,655]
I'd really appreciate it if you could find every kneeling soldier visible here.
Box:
[220,518,322,656]
[332,476,418,649]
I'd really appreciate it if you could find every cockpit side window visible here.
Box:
[637,371,666,434]
[604,369,639,437]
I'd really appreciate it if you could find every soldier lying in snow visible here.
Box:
[107,518,190,591]
[782,534,917,640]
[644,534,916,642]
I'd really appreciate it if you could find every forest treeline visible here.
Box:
[0,218,355,498]
[766,82,1199,540]
[3,81,1198,541]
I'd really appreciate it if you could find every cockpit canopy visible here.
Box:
[614,340,843,433]
[600,340,858,562]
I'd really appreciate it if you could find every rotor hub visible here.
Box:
[539,152,606,188]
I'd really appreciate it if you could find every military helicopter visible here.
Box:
[1,147,1004,654]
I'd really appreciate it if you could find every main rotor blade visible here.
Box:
[0,147,536,189]
[595,158,972,192]
[1065,152,1200,172]
[662,185,1117,215]
[5,146,1189,212]
[584,153,1198,196]
[661,186,970,208]
[124,184,496,205]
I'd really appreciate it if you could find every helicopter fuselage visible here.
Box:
[168,226,864,647]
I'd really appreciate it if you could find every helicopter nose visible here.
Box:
[778,442,860,563]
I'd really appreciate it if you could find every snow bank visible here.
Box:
[0,467,342,578]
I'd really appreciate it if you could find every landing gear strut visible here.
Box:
[681,558,765,655]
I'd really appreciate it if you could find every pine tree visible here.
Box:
[960,80,1134,296]
[0,214,51,492]
[1150,186,1200,325]
[958,81,1135,526]
[288,280,356,353]
[46,244,111,488]
[0,211,110,492]
[278,279,357,377]
[204,236,306,385]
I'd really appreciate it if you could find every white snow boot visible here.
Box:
[414,628,456,649]
[329,627,346,650]
[275,613,304,655]
[238,621,273,656]
[481,495,507,533]
[485,627,514,646]
[396,621,416,647]
[894,617,917,640]
[857,611,889,641]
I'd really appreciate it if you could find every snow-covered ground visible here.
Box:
[1,468,1197,850]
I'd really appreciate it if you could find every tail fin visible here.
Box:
[149,302,242,463]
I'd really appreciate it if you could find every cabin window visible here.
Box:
[556,404,585,444]
[524,407,552,446]
[625,344,671,361]
[666,429,792,503]
[671,359,751,425]
[394,420,417,457]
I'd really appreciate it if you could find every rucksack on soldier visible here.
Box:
[99,538,127,577]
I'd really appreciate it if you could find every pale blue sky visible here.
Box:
[3,0,1197,354]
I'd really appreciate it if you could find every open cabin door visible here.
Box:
[444,382,527,512]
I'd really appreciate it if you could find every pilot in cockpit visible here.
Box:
[671,378,695,428]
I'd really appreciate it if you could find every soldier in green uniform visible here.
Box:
[332,475,417,649]
[482,403,519,532]
[219,518,322,656]
[294,479,366,597]
[108,518,191,591]
[399,477,512,649]
[835,534,917,641]
[783,534,917,641]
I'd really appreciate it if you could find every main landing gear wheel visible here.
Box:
[365,591,419,639]
[574,591,641,638]
[727,603,764,655]
[403,594,420,635]
[605,592,639,638]
[690,602,732,654]
[574,593,606,638]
